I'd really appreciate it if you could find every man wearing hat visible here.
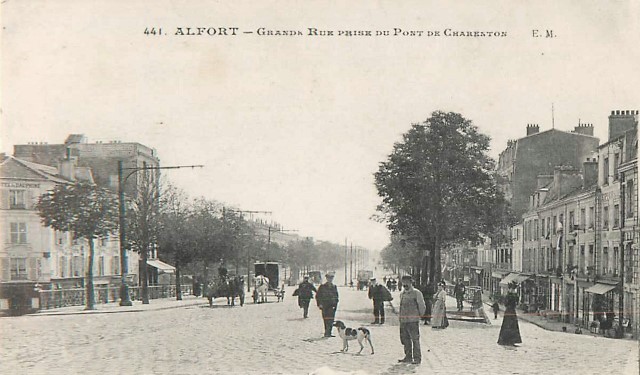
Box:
[368,277,391,324]
[398,275,426,365]
[296,276,317,318]
[316,272,339,337]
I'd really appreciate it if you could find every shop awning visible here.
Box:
[499,273,531,286]
[585,283,617,295]
[147,259,176,274]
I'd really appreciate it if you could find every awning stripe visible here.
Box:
[585,283,616,295]
[147,259,176,273]
[499,273,531,286]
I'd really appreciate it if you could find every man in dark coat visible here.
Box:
[316,273,339,337]
[454,281,466,311]
[368,278,390,324]
[296,276,317,318]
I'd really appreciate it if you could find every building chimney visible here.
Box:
[58,147,77,180]
[573,123,594,136]
[526,124,540,136]
[608,109,638,141]
[582,158,598,188]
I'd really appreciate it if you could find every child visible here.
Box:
[491,301,500,319]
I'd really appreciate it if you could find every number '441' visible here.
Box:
[144,28,162,35]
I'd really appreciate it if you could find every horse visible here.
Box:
[204,276,245,307]
[253,275,270,303]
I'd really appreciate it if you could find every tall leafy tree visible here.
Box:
[375,111,509,285]
[126,169,161,304]
[157,184,193,300]
[36,182,119,310]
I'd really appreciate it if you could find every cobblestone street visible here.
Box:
[1,288,638,374]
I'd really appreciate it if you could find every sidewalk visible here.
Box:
[480,294,630,339]
[27,294,208,317]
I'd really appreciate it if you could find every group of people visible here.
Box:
[292,272,522,365]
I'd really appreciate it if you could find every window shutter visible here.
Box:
[0,190,8,210]
[25,190,33,210]
[1,258,10,281]
[28,257,37,280]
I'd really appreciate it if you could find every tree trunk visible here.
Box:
[175,259,182,301]
[433,234,441,285]
[141,245,149,304]
[85,238,96,310]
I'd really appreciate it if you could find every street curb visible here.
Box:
[26,300,208,317]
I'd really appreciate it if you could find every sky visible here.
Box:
[2,0,639,252]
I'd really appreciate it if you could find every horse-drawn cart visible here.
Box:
[252,262,284,303]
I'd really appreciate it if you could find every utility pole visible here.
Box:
[344,238,348,286]
[350,243,353,287]
[118,161,203,306]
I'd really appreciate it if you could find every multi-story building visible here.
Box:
[497,124,600,218]
[514,110,638,337]
[13,134,164,280]
[0,155,140,312]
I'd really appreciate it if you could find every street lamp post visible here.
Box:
[117,161,203,306]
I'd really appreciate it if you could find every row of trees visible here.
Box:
[36,175,346,309]
[374,111,516,287]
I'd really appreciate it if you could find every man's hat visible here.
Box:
[303,275,309,279]
[370,278,376,281]
[325,273,335,279]
[401,275,412,281]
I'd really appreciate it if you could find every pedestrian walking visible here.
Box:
[398,275,426,365]
[491,301,500,319]
[316,272,339,337]
[498,282,522,346]
[454,281,466,311]
[368,278,392,324]
[294,276,317,318]
[431,281,449,329]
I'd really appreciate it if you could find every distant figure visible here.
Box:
[431,281,449,329]
[454,281,466,312]
[491,301,500,319]
[296,276,317,318]
[317,273,339,337]
[368,278,392,324]
[498,282,522,346]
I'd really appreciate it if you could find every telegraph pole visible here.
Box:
[344,238,348,286]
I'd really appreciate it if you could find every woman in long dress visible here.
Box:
[431,281,448,329]
[498,282,522,345]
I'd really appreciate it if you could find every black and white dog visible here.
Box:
[332,320,374,355]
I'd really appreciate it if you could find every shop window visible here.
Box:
[10,258,28,280]
[9,190,26,209]
[10,222,27,244]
